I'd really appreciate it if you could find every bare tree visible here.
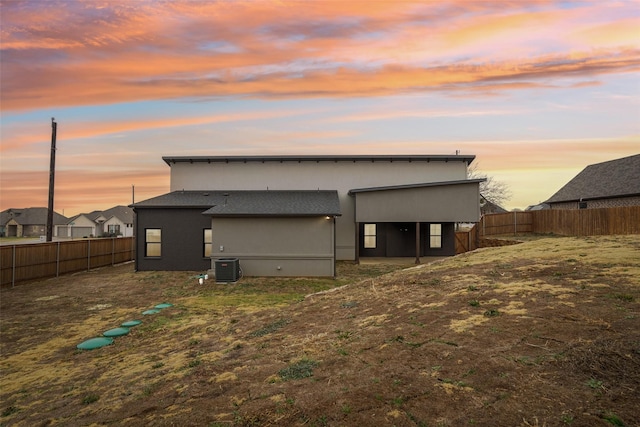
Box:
[468,163,512,208]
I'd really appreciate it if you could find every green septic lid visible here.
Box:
[121,320,142,327]
[155,303,173,309]
[77,337,114,350]
[103,327,130,337]
[142,309,160,315]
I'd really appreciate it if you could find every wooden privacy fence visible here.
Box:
[454,206,640,254]
[479,211,533,236]
[0,237,135,287]
[530,206,640,236]
[455,227,479,254]
[478,206,640,237]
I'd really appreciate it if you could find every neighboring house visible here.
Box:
[0,207,68,237]
[131,154,483,277]
[59,205,134,238]
[545,154,640,209]
[525,203,550,211]
[480,195,508,215]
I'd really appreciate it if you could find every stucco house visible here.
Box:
[0,207,68,237]
[131,154,484,277]
[59,205,134,238]
[545,154,640,209]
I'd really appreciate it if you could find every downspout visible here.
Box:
[133,207,139,271]
[333,216,337,278]
[415,222,421,264]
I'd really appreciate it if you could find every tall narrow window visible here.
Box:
[430,224,442,249]
[203,229,212,257]
[364,224,376,249]
[145,229,162,257]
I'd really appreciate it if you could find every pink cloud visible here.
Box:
[2,1,638,111]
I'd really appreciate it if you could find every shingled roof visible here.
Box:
[545,154,640,204]
[68,205,134,224]
[0,207,68,226]
[132,190,342,217]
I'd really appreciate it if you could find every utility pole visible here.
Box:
[46,118,57,242]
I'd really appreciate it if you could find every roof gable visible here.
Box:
[70,205,134,224]
[545,154,640,203]
[100,205,134,223]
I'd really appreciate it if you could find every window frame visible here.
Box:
[203,228,213,258]
[429,223,442,249]
[145,228,162,257]
[364,223,377,249]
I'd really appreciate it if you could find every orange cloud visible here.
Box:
[4,48,639,112]
[2,1,639,112]
[0,108,327,153]
[0,169,169,216]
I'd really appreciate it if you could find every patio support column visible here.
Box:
[355,221,360,264]
[415,222,421,264]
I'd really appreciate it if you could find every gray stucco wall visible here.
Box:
[168,159,470,260]
[134,207,212,271]
[210,216,335,277]
[354,182,481,223]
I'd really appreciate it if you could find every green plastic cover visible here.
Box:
[103,327,130,337]
[121,320,142,327]
[155,303,173,309]
[77,337,114,350]
[142,309,160,315]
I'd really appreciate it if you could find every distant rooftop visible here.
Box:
[545,154,640,203]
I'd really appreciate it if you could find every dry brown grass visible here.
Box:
[1,235,639,426]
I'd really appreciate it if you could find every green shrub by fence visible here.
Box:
[0,237,135,287]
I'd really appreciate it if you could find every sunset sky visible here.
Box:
[1,0,639,216]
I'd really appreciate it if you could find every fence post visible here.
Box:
[87,239,91,271]
[514,211,517,235]
[12,245,16,288]
[112,237,115,266]
[56,241,60,277]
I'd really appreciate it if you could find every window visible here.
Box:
[430,224,442,248]
[145,229,161,257]
[364,223,376,249]
[203,229,212,257]
[108,224,120,235]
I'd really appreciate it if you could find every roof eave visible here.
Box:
[163,154,476,166]
[348,178,485,196]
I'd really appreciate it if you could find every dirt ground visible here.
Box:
[1,235,639,427]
